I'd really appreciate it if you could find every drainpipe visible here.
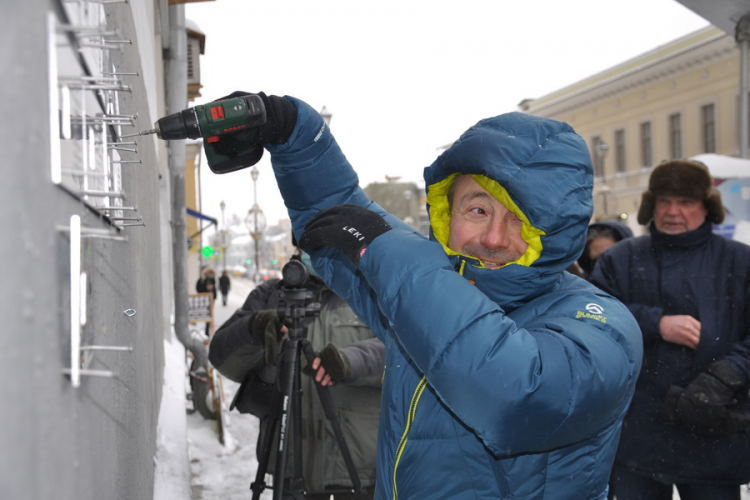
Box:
[737,15,750,159]
[166,4,208,368]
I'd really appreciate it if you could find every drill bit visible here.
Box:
[120,129,157,138]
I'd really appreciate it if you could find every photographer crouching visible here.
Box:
[208,239,383,500]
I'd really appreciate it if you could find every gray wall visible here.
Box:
[0,1,172,499]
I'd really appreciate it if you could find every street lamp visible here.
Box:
[245,166,266,283]
[594,140,609,178]
[219,200,227,271]
[319,106,332,126]
[594,140,611,219]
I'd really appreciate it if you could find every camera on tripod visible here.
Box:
[250,257,366,500]
[276,258,321,336]
[228,258,320,420]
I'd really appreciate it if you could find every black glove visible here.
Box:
[247,309,285,366]
[664,361,750,436]
[303,343,352,383]
[208,91,297,173]
[299,204,392,265]
[215,91,297,145]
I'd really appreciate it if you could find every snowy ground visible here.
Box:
[186,277,274,500]
[155,276,750,500]
[154,276,274,500]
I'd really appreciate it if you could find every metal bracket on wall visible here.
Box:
[48,10,147,228]
[58,215,132,388]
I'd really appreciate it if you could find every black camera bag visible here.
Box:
[229,366,280,419]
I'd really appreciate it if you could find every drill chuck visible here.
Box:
[154,108,202,140]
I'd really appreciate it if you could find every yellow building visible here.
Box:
[521,26,745,233]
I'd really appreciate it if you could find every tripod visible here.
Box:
[250,260,366,500]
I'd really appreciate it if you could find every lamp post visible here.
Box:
[319,106,332,126]
[245,166,266,283]
[594,140,611,219]
[219,200,227,271]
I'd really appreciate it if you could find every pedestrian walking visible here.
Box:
[218,270,231,306]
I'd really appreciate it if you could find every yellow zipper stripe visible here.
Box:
[392,376,429,500]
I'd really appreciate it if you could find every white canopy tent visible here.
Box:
[691,153,750,179]
[691,154,750,245]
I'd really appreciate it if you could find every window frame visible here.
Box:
[640,121,652,168]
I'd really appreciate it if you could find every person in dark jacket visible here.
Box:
[590,159,750,500]
[196,266,217,300]
[196,266,217,336]
[208,250,383,500]
[211,92,643,499]
[577,220,633,279]
[218,270,231,306]
[567,221,634,279]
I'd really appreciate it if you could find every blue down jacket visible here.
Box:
[267,97,643,499]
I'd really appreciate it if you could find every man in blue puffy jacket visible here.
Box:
[215,92,643,499]
[591,160,750,500]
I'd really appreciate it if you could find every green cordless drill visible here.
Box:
[138,94,266,173]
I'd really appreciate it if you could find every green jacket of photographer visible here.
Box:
[208,271,383,493]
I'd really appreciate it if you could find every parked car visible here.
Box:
[231,265,248,278]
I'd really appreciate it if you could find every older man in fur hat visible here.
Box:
[591,159,750,500]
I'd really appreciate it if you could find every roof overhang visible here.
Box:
[676,0,750,37]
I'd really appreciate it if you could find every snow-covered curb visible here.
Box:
[153,334,191,500]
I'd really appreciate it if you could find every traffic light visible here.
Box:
[201,246,213,258]
[246,259,252,264]
[271,259,278,265]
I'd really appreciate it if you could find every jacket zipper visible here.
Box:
[391,376,428,500]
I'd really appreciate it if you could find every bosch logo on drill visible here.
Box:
[343,226,366,241]
[223,125,248,133]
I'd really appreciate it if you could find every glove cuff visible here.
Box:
[707,361,744,390]
[257,93,297,144]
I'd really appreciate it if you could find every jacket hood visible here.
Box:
[577,220,634,276]
[588,220,634,241]
[424,112,593,306]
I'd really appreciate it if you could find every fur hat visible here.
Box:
[637,160,724,225]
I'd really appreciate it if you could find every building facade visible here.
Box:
[0,1,195,498]
[522,26,746,233]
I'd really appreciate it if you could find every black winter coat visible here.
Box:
[590,221,750,485]
[219,275,230,295]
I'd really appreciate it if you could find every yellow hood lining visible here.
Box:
[426,173,545,268]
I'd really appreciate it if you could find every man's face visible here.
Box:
[588,236,617,261]
[653,195,707,234]
[448,175,528,269]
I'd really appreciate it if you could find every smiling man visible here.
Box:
[591,160,750,500]
[215,92,643,499]
[447,174,528,269]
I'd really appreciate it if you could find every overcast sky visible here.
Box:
[185,0,709,230]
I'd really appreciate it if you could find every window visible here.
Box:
[640,122,652,168]
[669,113,682,159]
[700,104,716,154]
[614,129,626,173]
